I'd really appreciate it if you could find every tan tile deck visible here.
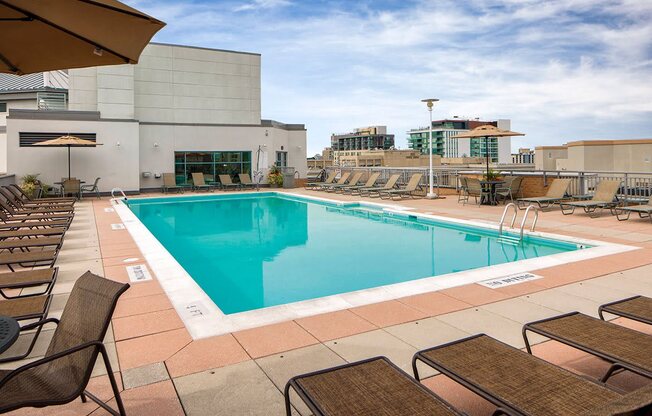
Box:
[3,189,652,415]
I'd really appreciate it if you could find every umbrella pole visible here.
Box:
[68,146,71,179]
[485,136,490,179]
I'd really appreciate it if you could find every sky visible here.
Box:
[129,0,652,156]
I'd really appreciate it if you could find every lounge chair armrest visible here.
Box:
[19,317,60,331]
[0,340,104,387]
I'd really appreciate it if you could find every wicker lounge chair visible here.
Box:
[316,172,351,191]
[516,178,572,210]
[162,173,184,193]
[0,235,63,251]
[359,174,401,197]
[559,180,622,216]
[600,296,652,326]
[615,199,652,223]
[218,174,240,191]
[0,204,73,227]
[0,227,66,239]
[238,173,257,189]
[0,267,58,300]
[306,171,337,190]
[0,214,71,231]
[0,188,74,213]
[412,334,652,416]
[341,172,381,195]
[0,249,59,271]
[284,356,463,416]
[8,184,76,205]
[191,172,213,192]
[0,271,129,415]
[379,173,424,200]
[0,294,51,322]
[523,311,652,382]
[325,172,363,193]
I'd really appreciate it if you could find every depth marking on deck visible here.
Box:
[180,301,208,320]
[104,207,115,213]
[479,272,542,288]
[126,264,152,282]
[111,223,125,230]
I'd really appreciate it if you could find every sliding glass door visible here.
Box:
[174,151,252,185]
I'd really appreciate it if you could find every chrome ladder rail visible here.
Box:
[519,205,539,240]
[110,188,127,204]
[498,203,518,235]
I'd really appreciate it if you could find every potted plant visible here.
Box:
[267,165,283,188]
[20,173,41,198]
[484,168,501,181]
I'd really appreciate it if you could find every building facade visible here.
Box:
[331,126,394,165]
[511,148,535,164]
[0,43,307,192]
[536,139,652,172]
[407,118,512,164]
[336,149,437,168]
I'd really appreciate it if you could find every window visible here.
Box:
[174,151,252,185]
[276,151,288,167]
[0,102,6,112]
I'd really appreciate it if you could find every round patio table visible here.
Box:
[0,315,20,354]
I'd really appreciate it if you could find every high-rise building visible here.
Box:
[331,126,395,165]
[407,118,512,164]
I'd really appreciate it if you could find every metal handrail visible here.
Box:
[110,188,127,203]
[499,203,518,235]
[519,205,539,240]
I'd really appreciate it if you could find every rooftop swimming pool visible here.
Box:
[126,193,585,315]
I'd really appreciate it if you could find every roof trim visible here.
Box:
[566,139,652,147]
[149,42,260,57]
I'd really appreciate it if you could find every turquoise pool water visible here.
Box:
[127,193,582,314]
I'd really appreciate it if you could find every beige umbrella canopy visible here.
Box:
[454,125,525,177]
[0,0,165,75]
[33,135,103,179]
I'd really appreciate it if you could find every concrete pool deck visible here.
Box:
[3,189,652,415]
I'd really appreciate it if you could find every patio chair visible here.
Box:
[325,172,363,193]
[305,171,337,190]
[523,311,652,382]
[359,174,401,197]
[412,334,652,416]
[379,173,424,200]
[457,176,469,203]
[0,271,129,416]
[614,198,652,223]
[238,173,257,189]
[342,172,381,194]
[599,295,652,326]
[495,176,523,204]
[191,172,213,192]
[315,172,350,191]
[462,178,488,205]
[284,356,463,416]
[0,248,59,271]
[80,177,101,199]
[559,179,622,216]
[218,174,240,191]
[162,173,184,193]
[516,178,572,210]
[62,179,81,200]
[8,184,76,205]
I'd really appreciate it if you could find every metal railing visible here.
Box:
[324,166,652,203]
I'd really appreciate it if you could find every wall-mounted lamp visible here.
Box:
[153,142,159,148]
[265,130,269,137]
[116,141,121,147]
[297,145,302,150]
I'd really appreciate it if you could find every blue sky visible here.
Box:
[130,0,652,156]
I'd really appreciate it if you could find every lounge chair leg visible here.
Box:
[522,326,534,354]
[284,382,295,416]
[601,363,623,382]
[80,392,87,403]
[411,356,421,381]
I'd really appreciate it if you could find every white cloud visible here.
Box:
[234,0,291,12]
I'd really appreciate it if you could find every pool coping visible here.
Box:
[113,192,638,339]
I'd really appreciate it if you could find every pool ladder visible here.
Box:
[110,188,128,204]
[498,203,539,241]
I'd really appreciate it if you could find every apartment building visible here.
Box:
[535,139,652,172]
[331,126,394,165]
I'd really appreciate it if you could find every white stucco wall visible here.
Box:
[6,118,140,192]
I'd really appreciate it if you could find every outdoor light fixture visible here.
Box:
[421,98,440,199]
[153,142,159,148]
[116,141,121,147]
[93,47,103,57]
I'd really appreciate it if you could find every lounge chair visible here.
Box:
[8,184,75,205]
[0,212,71,230]
[284,356,463,416]
[0,228,66,239]
[559,179,622,216]
[523,311,652,382]
[615,199,652,223]
[218,174,240,191]
[0,267,58,300]
[0,272,129,416]
[238,173,257,189]
[600,295,652,326]
[412,334,652,416]
[325,172,363,193]
[0,235,63,251]
[359,174,401,197]
[379,173,423,200]
[0,249,59,271]
[161,173,184,193]
[305,168,324,185]
[0,294,51,322]
[192,172,213,192]
[342,172,381,194]
[305,171,337,190]
[516,178,572,210]
[0,188,74,213]
[0,201,73,225]
[315,171,351,191]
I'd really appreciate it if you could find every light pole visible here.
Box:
[421,98,439,199]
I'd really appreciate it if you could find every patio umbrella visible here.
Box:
[32,135,103,179]
[454,125,524,178]
[0,0,165,75]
